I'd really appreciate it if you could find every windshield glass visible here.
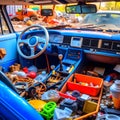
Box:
[82,12,120,27]
[6,3,120,32]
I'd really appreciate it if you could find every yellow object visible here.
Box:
[28,100,46,111]
[68,65,74,73]
[83,100,97,113]
[26,20,33,26]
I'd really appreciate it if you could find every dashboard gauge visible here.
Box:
[70,37,83,48]
[50,34,64,44]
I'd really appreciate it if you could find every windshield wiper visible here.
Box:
[78,24,120,33]
[47,24,72,29]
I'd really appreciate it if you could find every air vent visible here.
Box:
[82,38,99,48]
[82,38,90,47]
[112,41,120,52]
[90,39,99,48]
[101,40,112,50]
[63,36,71,44]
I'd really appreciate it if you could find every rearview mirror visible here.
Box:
[41,9,53,16]
[65,4,97,14]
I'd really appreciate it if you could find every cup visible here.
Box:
[110,80,120,109]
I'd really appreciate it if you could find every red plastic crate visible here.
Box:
[66,73,103,96]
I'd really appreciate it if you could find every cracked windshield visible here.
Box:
[7,2,120,32]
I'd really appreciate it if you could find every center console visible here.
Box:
[44,48,83,90]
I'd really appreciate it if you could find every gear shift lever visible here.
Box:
[58,54,63,71]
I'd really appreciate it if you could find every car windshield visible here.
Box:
[81,12,120,29]
[6,3,120,32]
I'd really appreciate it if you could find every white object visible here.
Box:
[114,64,120,73]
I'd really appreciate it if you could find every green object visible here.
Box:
[40,101,56,120]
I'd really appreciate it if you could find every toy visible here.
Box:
[40,101,56,120]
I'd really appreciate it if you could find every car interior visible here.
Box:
[0,0,120,120]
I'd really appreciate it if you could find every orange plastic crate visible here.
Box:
[60,73,103,120]
[66,73,103,97]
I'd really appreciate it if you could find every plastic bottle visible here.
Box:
[110,80,120,109]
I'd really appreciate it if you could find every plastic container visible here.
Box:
[66,73,103,96]
[110,80,120,109]
[60,73,103,120]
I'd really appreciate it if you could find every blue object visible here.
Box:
[104,75,112,82]
[0,81,44,120]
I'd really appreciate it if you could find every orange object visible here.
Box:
[110,80,120,109]
[112,97,120,109]
[66,73,103,97]
[0,48,6,59]
[11,8,39,21]
[60,73,103,120]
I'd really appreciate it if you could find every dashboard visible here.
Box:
[25,30,120,59]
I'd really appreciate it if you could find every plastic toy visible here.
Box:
[40,101,56,120]
[28,100,46,111]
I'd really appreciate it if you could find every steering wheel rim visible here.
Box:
[17,25,49,59]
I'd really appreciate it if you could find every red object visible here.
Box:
[110,73,118,79]
[23,67,28,73]
[109,94,112,99]
[59,92,76,100]
[27,71,36,79]
[64,73,103,97]
[48,19,59,24]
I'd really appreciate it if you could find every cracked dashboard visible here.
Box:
[26,30,120,63]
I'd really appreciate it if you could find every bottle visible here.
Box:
[110,80,120,109]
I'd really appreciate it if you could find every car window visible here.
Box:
[83,13,120,27]
[6,4,120,32]
[0,11,9,35]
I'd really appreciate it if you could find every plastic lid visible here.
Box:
[110,80,120,92]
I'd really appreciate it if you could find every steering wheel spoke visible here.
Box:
[38,38,46,44]
[30,47,35,56]
[17,25,49,59]
[18,38,29,45]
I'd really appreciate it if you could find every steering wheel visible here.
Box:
[17,25,49,59]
